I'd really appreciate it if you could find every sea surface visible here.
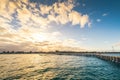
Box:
[0,53,120,80]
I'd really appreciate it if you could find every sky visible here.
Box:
[0,0,120,52]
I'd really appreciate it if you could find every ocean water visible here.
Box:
[0,54,120,80]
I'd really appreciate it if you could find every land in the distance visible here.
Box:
[0,51,120,55]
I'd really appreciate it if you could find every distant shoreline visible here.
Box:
[0,51,120,55]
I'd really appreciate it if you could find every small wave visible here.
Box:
[0,59,6,61]
[3,74,23,80]
[26,66,35,68]
[0,65,4,68]
[34,67,56,74]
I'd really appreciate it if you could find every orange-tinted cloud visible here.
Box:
[0,0,89,51]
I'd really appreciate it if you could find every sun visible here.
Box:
[32,33,46,42]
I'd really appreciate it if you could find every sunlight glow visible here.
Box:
[32,33,46,42]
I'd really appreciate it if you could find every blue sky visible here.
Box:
[62,0,120,51]
[0,0,120,52]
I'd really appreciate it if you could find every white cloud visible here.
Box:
[97,19,101,22]
[69,11,90,28]
[40,5,52,15]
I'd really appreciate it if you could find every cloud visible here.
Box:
[82,4,86,7]
[0,0,90,52]
[33,39,85,52]
[102,13,107,16]
[0,0,90,28]
[69,11,89,28]
[96,19,101,22]
[0,27,6,32]
[114,42,120,47]
[0,37,84,52]
[0,23,84,52]
[40,5,52,15]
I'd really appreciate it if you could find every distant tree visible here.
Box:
[7,51,9,53]
[3,51,6,53]
[55,50,59,53]
[11,51,14,53]
[30,51,32,53]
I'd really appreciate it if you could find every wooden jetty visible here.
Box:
[96,54,120,64]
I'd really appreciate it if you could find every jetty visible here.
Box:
[96,54,120,64]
